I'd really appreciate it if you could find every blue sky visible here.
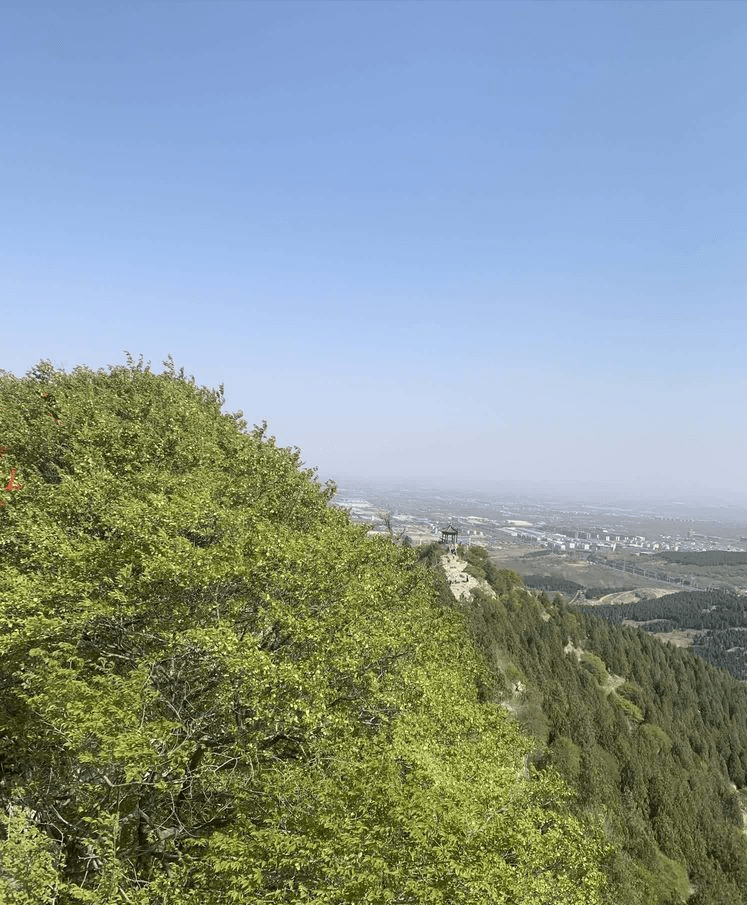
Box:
[2,1,746,500]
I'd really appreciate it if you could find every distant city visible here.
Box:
[332,479,747,557]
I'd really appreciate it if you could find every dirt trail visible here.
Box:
[441,551,495,601]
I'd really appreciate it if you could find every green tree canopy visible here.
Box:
[0,359,608,904]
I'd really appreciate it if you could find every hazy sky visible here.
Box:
[3,1,746,501]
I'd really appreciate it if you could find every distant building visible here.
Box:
[440,524,459,551]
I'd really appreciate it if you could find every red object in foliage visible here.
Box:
[1,456,22,504]
[1,435,25,506]
[4,468,22,491]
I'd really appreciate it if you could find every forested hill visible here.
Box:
[0,360,609,904]
[459,545,747,904]
[4,359,747,905]
[578,589,747,679]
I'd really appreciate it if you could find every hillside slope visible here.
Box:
[0,359,608,905]
[578,589,747,679]
[458,545,747,905]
